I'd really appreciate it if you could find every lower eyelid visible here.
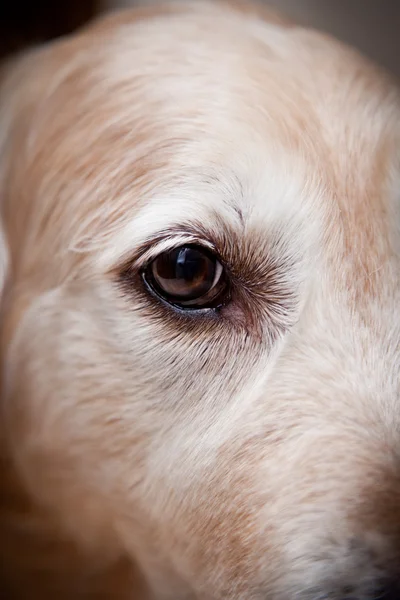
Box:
[141,274,217,314]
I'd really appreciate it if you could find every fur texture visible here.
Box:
[0,2,400,599]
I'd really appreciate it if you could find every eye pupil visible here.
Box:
[176,248,204,283]
[152,247,216,300]
[145,245,226,309]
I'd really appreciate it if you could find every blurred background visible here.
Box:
[1,0,399,77]
[102,0,400,78]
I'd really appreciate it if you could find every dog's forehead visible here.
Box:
[73,11,399,275]
[1,2,400,285]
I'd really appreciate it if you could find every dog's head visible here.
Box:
[1,2,400,599]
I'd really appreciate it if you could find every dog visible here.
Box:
[0,1,399,598]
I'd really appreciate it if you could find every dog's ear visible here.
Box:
[0,224,9,303]
[0,153,8,306]
[0,65,14,306]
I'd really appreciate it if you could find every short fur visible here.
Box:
[0,2,400,599]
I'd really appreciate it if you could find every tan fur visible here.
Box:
[0,2,400,599]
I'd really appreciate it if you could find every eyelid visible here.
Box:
[131,235,216,271]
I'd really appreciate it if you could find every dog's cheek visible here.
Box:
[1,289,137,556]
[1,286,223,575]
[0,287,275,595]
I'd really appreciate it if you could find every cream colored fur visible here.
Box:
[0,2,400,599]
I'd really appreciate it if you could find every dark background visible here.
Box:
[0,0,399,77]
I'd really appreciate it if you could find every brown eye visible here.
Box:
[143,245,227,309]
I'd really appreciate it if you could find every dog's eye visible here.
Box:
[143,245,227,309]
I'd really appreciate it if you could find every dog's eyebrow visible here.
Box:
[96,159,315,281]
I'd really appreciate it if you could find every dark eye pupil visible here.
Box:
[151,247,216,301]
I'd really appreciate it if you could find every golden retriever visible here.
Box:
[0,1,399,598]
